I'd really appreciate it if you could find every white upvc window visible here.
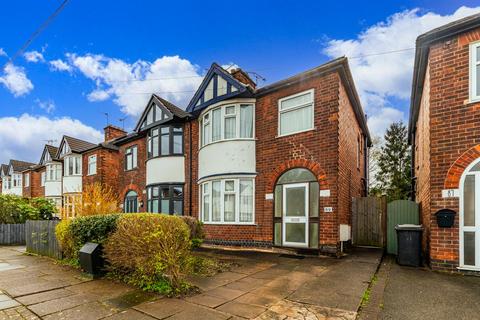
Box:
[88,155,97,175]
[278,89,314,137]
[24,173,30,187]
[47,164,62,181]
[12,174,21,188]
[64,155,81,176]
[41,172,46,187]
[200,178,254,224]
[470,41,480,102]
[200,103,254,147]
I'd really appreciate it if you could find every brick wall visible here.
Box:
[117,136,147,212]
[31,167,45,198]
[22,171,32,198]
[82,148,121,196]
[189,70,366,253]
[420,28,480,270]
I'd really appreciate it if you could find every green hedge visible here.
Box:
[0,195,56,224]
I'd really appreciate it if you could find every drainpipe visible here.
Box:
[364,134,368,196]
[188,118,193,217]
[410,130,416,201]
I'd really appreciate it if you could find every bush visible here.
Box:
[0,195,57,224]
[55,214,120,261]
[104,213,192,295]
[65,183,119,218]
[179,216,204,248]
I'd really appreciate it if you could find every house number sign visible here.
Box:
[441,189,459,198]
[324,207,333,213]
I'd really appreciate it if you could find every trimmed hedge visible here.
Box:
[0,195,56,224]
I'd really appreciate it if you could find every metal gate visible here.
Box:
[352,197,387,247]
[386,200,419,254]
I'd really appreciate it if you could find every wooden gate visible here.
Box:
[352,197,387,247]
[386,200,419,254]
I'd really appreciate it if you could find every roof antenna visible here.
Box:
[103,112,109,126]
[247,71,266,85]
[43,139,57,145]
[119,116,127,130]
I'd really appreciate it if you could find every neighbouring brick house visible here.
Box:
[1,160,36,196]
[22,165,45,198]
[409,13,480,271]
[184,58,370,254]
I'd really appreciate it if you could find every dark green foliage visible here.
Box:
[0,195,57,224]
[374,122,412,201]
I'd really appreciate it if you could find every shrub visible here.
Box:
[179,216,204,248]
[0,195,57,224]
[65,183,118,218]
[104,213,192,295]
[55,214,120,261]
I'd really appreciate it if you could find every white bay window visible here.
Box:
[278,89,314,136]
[201,178,254,224]
[64,156,81,176]
[200,103,254,147]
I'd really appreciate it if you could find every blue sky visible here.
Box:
[1,0,480,164]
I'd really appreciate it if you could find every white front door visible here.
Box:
[460,165,480,270]
[282,183,308,247]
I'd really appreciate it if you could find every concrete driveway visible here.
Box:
[0,246,381,319]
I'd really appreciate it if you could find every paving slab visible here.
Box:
[0,299,20,310]
[217,300,267,319]
[205,286,246,300]
[28,293,97,316]
[15,288,75,306]
[42,301,117,320]
[185,293,229,308]
[133,298,189,319]
[234,292,281,307]
[102,309,157,320]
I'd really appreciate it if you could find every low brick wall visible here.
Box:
[25,220,62,259]
[0,224,26,245]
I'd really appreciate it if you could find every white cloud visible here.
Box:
[0,114,103,164]
[65,53,203,115]
[323,6,480,135]
[24,50,45,63]
[0,48,7,57]
[222,63,240,71]
[367,107,405,137]
[35,99,56,113]
[49,59,72,72]
[0,63,34,97]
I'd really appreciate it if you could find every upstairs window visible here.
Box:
[147,126,183,158]
[278,89,314,136]
[200,104,254,147]
[125,145,138,170]
[60,142,71,156]
[41,172,46,187]
[470,42,480,102]
[88,155,97,175]
[141,103,171,129]
[64,155,81,176]
[24,173,30,187]
[47,164,62,181]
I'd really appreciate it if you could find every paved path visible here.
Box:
[0,246,381,319]
[358,256,480,320]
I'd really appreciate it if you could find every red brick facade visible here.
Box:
[412,26,480,271]
[22,167,45,198]
[82,148,121,195]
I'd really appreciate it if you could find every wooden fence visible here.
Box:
[25,220,62,259]
[352,197,387,247]
[0,224,25,245]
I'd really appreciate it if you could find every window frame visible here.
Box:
[200,103,255,148]
[147,125,184,159]
[24,173,30,187]
[277,89,315,137]
[87,154,97,176]
[40,172,46,187]
[146,184,184,215]
[124,145,138,171]
[64,155,82,176]
[470,41,480,102]
[200,177,255,225]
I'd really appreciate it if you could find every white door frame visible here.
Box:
[282,182,309,247]
[459,158,480,270]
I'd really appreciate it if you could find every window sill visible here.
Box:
[146,154,185,160]
[124,167,138,172]
[276,127,316,138]
[465,98,480,105]
[202,222,256,226]
[87,173,96,176]
[457,266,480,272]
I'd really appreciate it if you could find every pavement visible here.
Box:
[358,256,480,320]
[0,246,382,319]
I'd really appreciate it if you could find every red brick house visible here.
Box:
[409,13,480,271]
[183,58,370,254]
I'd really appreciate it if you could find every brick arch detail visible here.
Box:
[266,159,328,192]
[120,184,142,200]
[444,144,480,189]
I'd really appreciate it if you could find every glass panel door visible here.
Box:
[461,171,480,269]
[282,183,308,247]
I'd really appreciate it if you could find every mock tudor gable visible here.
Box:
[135,94,190,132]
[186,63,254,114]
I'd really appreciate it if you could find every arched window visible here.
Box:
[124,190,138,213]
[274,168,319,249]
[460,159,480,269]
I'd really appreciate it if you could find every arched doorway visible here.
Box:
[274,168,319,248]
[460,158,480,269]
[124,190,138,213]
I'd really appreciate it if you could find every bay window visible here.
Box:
[125,145,137,170]
[278,89,314,136]
[64,156,81,176]
[147,184,183,215]
[148,125,183,158]
[200,103,254,147]
[201,178,254,224]
[47,164,62,181]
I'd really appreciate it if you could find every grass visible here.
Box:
[360,274,378,308]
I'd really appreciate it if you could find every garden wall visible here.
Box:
[25,220,62,259]
[0,224,25,245]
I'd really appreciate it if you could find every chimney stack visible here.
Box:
[104,125,127,142]
[229,68,257,89]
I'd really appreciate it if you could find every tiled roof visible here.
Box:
[46,145,59,159]
[0,164,8,175]
[9,160,36,172]
[153,94,190,118]
[64,136,97,153]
